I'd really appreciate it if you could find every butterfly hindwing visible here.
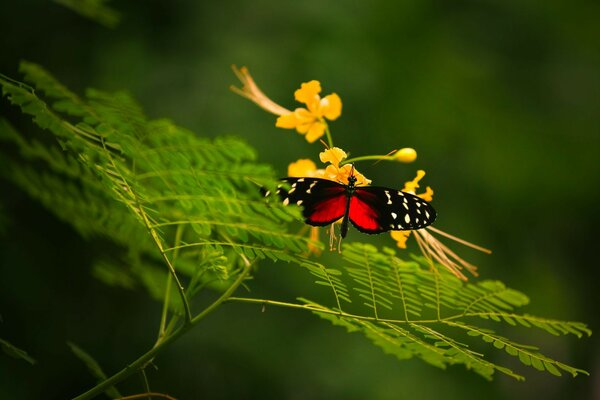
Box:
[274,178,347,226]
[349,186,436,234]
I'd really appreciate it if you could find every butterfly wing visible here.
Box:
[349,186,437,234]
[274,178,347,226]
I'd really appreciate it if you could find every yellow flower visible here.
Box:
[288,159,318,177]
[390,170,490,281]
[276,80,342,143]
[319,146,347,166]
[319,147,371,185]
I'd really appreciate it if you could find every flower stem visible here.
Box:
[343,155,397,165]
[72,259,252,400]
[323,122,334,148]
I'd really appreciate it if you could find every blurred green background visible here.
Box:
[1,1,598,399]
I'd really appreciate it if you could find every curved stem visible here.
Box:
[72,260,252,400]
[226,297,447,324]
[343,155,396,165]
[323,122,334,148]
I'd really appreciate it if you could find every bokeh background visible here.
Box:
[1,1,598,399]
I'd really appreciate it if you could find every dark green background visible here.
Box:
[1,1,598,399]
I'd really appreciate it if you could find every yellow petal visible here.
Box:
[304,122,326,143]
[418,186,434,202]
[321,93,342,120]
[296,121,312,134]
[324,165,343,182]
[288,159,317,177]
[353,169,372,186]
[319,147,347,167]
[402,170,426,193]
[390,230,411,249]
[294,80,322,104]
[394,147,417,163]
[324,164,371,186]
[294,108,316,124]
[276,113,298,129]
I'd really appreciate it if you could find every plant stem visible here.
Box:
[226,297,447,324]
[72,261,252,400]
[324,122,334,148]
[343,155,396,165]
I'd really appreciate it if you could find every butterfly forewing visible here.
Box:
[349,186,436,234]
[275,178,347,226]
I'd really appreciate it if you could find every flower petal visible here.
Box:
[304,122,326,143]
[321,93,342,120]
[322,164,371,186]
[391,230,411,249]
[276,113,298,129]
[402,170,426,193]
[294,80,322,104]
[288,159,318,177]
[294,108,316,124]
[319,147,347,167]
[418,187,434,202]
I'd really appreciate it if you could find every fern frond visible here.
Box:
[53,0,121,28]
[1,63,311,311]
[279,242,589,380]
[0,337,36,365]
[445,321,589,377]
[1,63,590,385]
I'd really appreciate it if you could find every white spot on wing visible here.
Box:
[289,187,296,194]
[264,190,270,197]
[391,212,397,219]
[307,181,317,194]
[425,211,430,219]
[297,178,305,182]
[385,190,392,205]
[404,214,411,224]
[403,203,409,210]
[283,197,290,206]
[296,200,303,205]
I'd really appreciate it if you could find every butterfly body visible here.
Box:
[273,175,436,238]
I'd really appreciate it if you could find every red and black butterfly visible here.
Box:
[267,173,437,238]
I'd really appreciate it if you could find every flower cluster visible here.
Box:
[390,171,490,281]
[231,65,488,278]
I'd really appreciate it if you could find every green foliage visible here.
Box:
[0,62,308,316]
[67,342,121,398]
[297,243,590,381]
[53,0,120,28]
[0,63,590,395]
[0,337,36,365]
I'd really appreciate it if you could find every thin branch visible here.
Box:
[115,393,177,400]
[72,257,253,400]
[226,297,446,325]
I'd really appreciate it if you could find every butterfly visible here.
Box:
[266,172,437,238]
